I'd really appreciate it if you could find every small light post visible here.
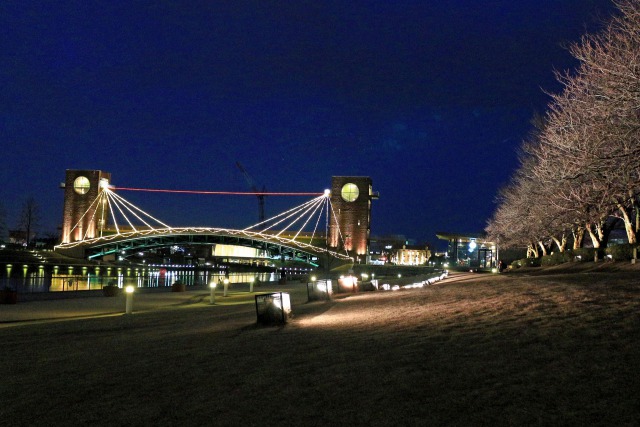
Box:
[125,285,135,314]
[209,281,216,304]
[249,277,255,293]
[223,278,230,297]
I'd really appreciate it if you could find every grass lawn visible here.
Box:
[1,266,639,426]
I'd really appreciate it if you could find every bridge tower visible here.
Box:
[328,176,378,264]
[60,169,111,244]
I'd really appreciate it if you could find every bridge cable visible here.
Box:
[274,196,324,237]
[278,196,325,238]
[327,198,351,259]
[307,199,325,246]
[81,194,102,241]
[292,197,325,241]
[63,191,103,242]
[104,190,121,234]
[243,196,323,232]
[105,188,171,229]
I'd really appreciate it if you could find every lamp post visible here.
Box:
[125,285,134,314]
[249,277,254,293]
[209,281,216,304]
[223,278,229,297]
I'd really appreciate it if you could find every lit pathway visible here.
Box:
[0,282,308,327]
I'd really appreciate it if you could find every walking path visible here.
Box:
[0,282,307,326]
[0,272,464,327]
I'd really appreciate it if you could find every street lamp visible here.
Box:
[125,285,135,314]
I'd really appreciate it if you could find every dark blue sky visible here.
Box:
[1,0,617,246]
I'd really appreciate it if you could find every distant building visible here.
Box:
[369,234,406,264]
[436,232,497,269]
[390,244,431,266]
[368,235,431,265]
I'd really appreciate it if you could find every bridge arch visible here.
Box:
[55,227,351,267]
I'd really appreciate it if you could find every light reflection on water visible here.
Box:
[5,269,289,293]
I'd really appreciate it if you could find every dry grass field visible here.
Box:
[1,265,639,426]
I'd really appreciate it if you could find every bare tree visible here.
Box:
[488,1,640,256]
[566,0,640,244]
[18,197,40,247]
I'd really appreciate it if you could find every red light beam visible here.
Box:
[112,187,324,196]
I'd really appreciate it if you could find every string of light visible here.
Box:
[59,184,352,260]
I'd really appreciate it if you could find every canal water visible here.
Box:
[3,265,313,294]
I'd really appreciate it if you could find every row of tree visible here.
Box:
[486,0,640,257]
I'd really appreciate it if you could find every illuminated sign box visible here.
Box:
[337,275,358,293]
[255,292,291,325]
[307,279,332,301]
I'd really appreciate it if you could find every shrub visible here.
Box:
[541,251,570,266]
[513,257,541,268]
[604,244,636,261]
[569,248,599,262]
[525,257,541,267]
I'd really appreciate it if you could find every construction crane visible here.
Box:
[236,161,266,222]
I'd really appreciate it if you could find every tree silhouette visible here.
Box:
[18,197,40,247]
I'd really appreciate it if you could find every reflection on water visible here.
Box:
[5,269,287,293]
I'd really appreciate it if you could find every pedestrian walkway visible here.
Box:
[0,282,307,326]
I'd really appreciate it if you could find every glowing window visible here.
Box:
[341,183,359,202]
[73,176,91,195]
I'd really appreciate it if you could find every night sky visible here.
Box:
[1,1,617,247]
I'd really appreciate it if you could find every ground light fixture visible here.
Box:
[306,276,332,301]
[255,292,291,325]
[209,281,216,304]
[338,275,357,292]
[125,285,135,314]
[223,278,230,297]
[249,277,255,293]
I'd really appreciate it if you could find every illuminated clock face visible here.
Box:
[73,176,91,195]
[341,183,359,202]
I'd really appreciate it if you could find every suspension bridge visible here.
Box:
[54,174,362,267]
